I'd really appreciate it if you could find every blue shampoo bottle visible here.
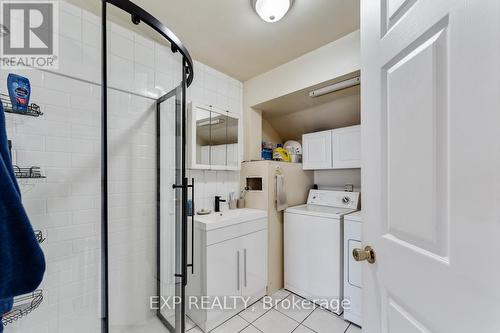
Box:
[7,74,31,112]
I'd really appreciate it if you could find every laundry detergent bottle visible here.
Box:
[7,74,31,112]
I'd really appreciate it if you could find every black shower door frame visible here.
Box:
[156,82,194,333]
[100,1,194,332]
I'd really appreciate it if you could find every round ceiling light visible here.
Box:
[252,0,294,23]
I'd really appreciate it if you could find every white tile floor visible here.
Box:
[187,289,362,333]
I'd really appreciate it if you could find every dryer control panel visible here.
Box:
[307,190,360,210]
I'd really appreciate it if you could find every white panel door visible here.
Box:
[361,1,500,332]
[302,130,333,170]
[332,125,361,169]
[241,230,267,300]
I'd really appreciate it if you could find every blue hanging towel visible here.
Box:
[0,99,45,330]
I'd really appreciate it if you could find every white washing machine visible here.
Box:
[344,210,362,326]
[284,190,360,315]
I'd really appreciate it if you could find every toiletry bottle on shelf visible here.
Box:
[7,74,31,112]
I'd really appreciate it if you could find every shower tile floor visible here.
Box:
[187,289,361,333]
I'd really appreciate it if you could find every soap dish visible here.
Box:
[196,209,212,215]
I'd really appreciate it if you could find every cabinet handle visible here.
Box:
[244,248,247,287]
[237,251,240,291]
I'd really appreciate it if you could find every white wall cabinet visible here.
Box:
[302,125,361,170]
[188,103,242,170]
[302,130,333,170]
[332,125,361,168]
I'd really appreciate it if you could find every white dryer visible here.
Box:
[284,190,360,315]
[344,210,362,326]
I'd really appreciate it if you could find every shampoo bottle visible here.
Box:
[7,74,31,112]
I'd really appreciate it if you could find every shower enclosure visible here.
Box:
[102,1,194,333]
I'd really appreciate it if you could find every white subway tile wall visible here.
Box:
[4,1,242,332]
[187,61,243,213]
[4,70,103,333]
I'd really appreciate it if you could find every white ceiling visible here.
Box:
[69,0,359,81]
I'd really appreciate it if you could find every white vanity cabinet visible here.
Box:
[302,125,361,170]
[187,209,268,332]
[206,229,267,299]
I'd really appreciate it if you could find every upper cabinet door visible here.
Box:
[332,125,361,169]
[302,130,333,170]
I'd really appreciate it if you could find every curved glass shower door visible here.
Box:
[157,86,186,333]
[102,1,193,332]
